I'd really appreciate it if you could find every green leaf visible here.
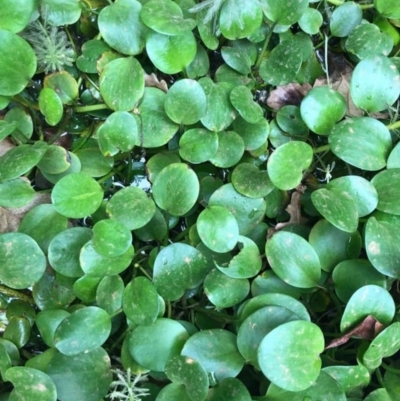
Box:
[374,0,400,19]
[54,306,111,356]
[266,371,346,401]
[4,106,33,142]
[0,232,46,289]
[0,30,36,96]
[41,0,82,26]
[332,259,387,302]
[346,23,393,59]
[237,306,299,369]
[80,240,134,277]
[209,183,266,235]
[311,187,359,233]
[209,131,245,168]
[133,207,168,242]
[299,8,323,35]
[73,275,101,303]
[75,146,113,178]
[165,79,206,124]
[230,85,264,123]
[44,71,79,104]
[92,219,132,257]
[98,0,145,55]
[36,309,70,348]
[204,268,250,308]
[363,323,400,370]
[260,0,309,25]
[350,55,400,112]
[128,318,189,371]
[323,365,370,395]
[220,0,263,39]
[0,178,35,208]
[233,116,269,151]
[3,316,31,348]
[387,142,400,168]
[179,128,218,163]
[330,1,362,37]
[365,212,400,279]
[0,0,37,33]
[97,111,138,156]
[76,39,111,73]
[199,78,237,132]
[0,142,47,181]
[197,206,239,253]
[52,173,103,218]
[181,329,244,381]
[146,30,197,74]
[276,105,308,137]
[48,227,92,278]
[37,144,70,174]
[42,151,81,184]
[259,39,302,86]
[153,243,210,301]
[267,141,313,190]
[371,169,400,215]
[251,270,301,298]
[221,46,252,75]
[186,43,210,78]
[5,367,57,401]
[140,0,196,35]
[300,86,346,135]
[216,236,262,278]
[18,204,68,254]
[99,57,144,111]
[165,355,209,401]
[47,348,112,401]
[96,275,124,315]
[265,231,321,288]
[329,117,392,170]
[123,277,159,325]
[207,378,252,401]
[340,285,395,332]
[231,163,274,198]
[152,163,199,216]
[309,219,361,273]
[258,320,324,391]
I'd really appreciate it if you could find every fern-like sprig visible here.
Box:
[107,368,150,401]
[189,0,226,25]
[21,16,76,74]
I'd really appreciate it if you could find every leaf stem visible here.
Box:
[193,306,238,323]
[0,285,33,303]
[313,144,330,154]
[386,120,400,130]
[254,22,277,70]
[73,103,110,113]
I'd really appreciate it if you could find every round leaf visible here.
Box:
[80,240,134,277]
[181,329,244,382]
[48,227,92,278]
[5,367,57,401]
[233,116,269,151]
[265,231,321,288]
[165,355,209,401]
[96,275,124,315]
[0,232,46,289]
[92,219,132,257]
[38,88,63,126]
[128,318,189,372]
[123,277,159,325]
[267,141,313,190]
[0,0,37,33]
[153,243,210,301]
[97,111,138,156]
[165,79,206,124]
[330,1,362,37]
[204,268,250,308]
[106,186,156,230]
[0,178,35,208]
[350,55,400,112]
[99,57,144,111]
[258,321,324,391]
[179,128,218,163]
[146,30,197,74]
[230,85,264,123]
[371,169,400,215]
[206,378,252,401]
[374,0,400,19]
[36,309,70,348]
[98,0,145,55]
[54,306,112,355]
[52,173,103,218]
[209,131,245,168]
[44,71,78,104]
[41,0,82,26]
[152,163,199,216]
[140,0,196,35]
[0,30,36,96]
[299,8,323,35]
[47,348,112,401]
[197,206,239,253]
[260,0,309,25]
[37,144,70,174]
[340,285,395,332]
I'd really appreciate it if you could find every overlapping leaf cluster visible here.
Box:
[1,0,400,400]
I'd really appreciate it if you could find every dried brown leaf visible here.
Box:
[325,315,385,350]
[266,83,312,110]
[0,138,15,157]
[145,73,168,93]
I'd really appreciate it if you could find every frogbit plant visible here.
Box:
[0,0,400,400]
